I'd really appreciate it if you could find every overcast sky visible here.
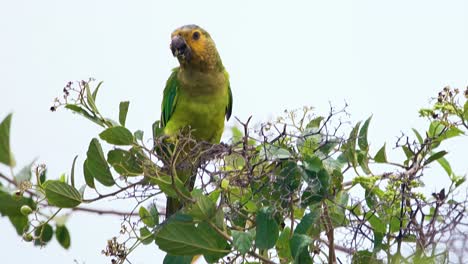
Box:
[1,1,468,263]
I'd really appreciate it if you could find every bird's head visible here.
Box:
[170,25,223,71]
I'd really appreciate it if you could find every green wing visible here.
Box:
[161,68,180,128]
[226,83,233,121]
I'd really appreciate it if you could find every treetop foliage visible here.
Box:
[1,80,468,263]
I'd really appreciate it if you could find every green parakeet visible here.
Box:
[160,25,233,217]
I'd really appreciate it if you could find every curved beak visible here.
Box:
[170,35,191,61]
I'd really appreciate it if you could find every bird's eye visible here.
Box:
[192,31,200,40]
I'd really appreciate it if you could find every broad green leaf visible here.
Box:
[34,223,53,245]
[365,212,386,233]
[99,126,134,146]
[255,207,279,249]
[358,116,372,151]
[373,231,383,252]
[295,210,320,235]
[140,227,154,245]
[0,190,36,217]
[276,227,292,259]
[306,116,324,129]
[44,180,82,208]
[303,155,323,173]
[150,175,190,199]
[139,206,155,227]
[8,215,28,235]
[317,169,330,194]
[163,255,193,264]
[149,203,160,226]
[55,225,71,249]
[83,160,95,188]
[65,104,105,127]
[107,149,143,176]
[260,145,291,160]
[424,151,448,166]
[0,113,15,167]
[188,192,216,220]
[389,216,400,233]
[374,144,387,163]
[119,101,130,127]
[155,217,229,256]
[290,234,313,264]
[232,230,253,254]
[85,138,114,186]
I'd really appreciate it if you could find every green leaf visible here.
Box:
[65,104,105,127]
[8,215,28,235]
[15,160,35,184]
[464,101,468,120]
[139,206,156,227]
[346,121,361,168]
[352,250,380,264]
[0,190,36,217]
[55,225,71,249]
[99,126,134,146]
[34,223,53,245]
[150,175,190,199]
[374,144,387,163]
[134,130,144,141]
[306,116,324,129]
[107,149,143,176]
[437,156,452,176]
[232,230,253,254]
[188,192,216,220]
[365,212,386,233]
[255,207,279,249]
[139,227,154,245]
[119,101,130,127]
[290,234,313,264]
[149,203,160,226]
[70,155,78,187]
[358,116,372,151]
[260,145,291,160]
[295,210,320,235]
[303,155,323,173]
[412,128,423,144]
[424,151,448,166]
[91,81,103,101]
[428,121,444,138]
[85,138,114,186]
[373,231,383,252]
[85,82,99,114]
[83,160,95,188]
[44,180,82,208]
[155,217,229,256]
[276,227,292,259]
[0,113,15,167]
[163,255,193,264]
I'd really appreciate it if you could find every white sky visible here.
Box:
[1,1,467,263]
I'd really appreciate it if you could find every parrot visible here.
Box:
[159,25,233,218]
